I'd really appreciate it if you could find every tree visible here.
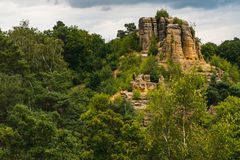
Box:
[148,36,158,56]
[146,74,208,159]
[0,73,24,122]
[80,94,144,159]
[0,124,23,159]
[0,31,28,75]
[6,104,83,159]
[201,42,218,60]
[117,30,126,39]
[124,23,137,34]
[9,23,67,73]
[206,80,240,106]
[141,56,161,83]
[52,23,108,80]
[209,96,240,159]
[117,23,137,39]
[6,104,58,159]
[155,9,169,19]
[210,55,240,82]
[217,37,240,67]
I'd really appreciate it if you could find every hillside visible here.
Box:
[1,9,240,159]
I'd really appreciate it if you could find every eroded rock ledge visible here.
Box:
[139,17,210,70]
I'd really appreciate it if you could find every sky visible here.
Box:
[0,0,239,44]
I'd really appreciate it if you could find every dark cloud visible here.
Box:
[100,6,112,11]
[66,0,240,9]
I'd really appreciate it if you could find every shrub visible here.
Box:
[155,9,169,19]
[148,37,158,56]
[173,17,183,26]
[190,26,195,37]
[201,42,218,61]
[211,55,240,82]
[133,89,141,100]
[141,56,161,83]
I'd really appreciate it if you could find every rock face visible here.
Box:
[120,74,157,126]
[139,18,157,52]
[139,17,208,69]
[121,74,157,110]
[131,74,157,92]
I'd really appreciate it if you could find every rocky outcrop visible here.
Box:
[139,18,158,52]
[139,17,207,70]
[121,74,157,110]
[119,74,157,126]
[131,74,157,92]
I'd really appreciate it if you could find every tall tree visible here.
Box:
[146,74,208,159]
[9,22,67,73]
[209,96,240,160]
[0,31,28,75]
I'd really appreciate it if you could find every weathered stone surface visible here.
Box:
[139,17,158,53]
[164,24,185,61]
[182,24,197,60]
[158,17,167,41]
[139,16,207,69]
[118,74,157,113]
[131,74,157,92]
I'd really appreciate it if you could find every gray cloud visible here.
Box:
[0,0,239,44]
[100,6,112,11]
[65,0,240,9]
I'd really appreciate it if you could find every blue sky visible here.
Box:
[0,0,239,44]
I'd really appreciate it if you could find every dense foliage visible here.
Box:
[202,38,240,106]
[0,17,240,159]
[155,9,169,19]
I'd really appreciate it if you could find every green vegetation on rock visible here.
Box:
[155,9,169,19]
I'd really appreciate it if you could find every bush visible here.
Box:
[201,42,218,61]
[141,56,161,83]
[211,55,240,82]
[173,17,183,26]
[148,37,158,56]
[155,9,169,19]
[133,89,141,100]
[164,60,182,80]
[217,37,240,67]
[190,26,195,37]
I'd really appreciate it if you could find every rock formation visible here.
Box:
[121,74,157,110]
[131,74,157,92]
[120,74,157,126]
[139,17,210,70]
[113,16,222,126]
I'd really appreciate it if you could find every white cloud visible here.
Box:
[0,1,239,44]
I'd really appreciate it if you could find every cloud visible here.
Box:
[0,0,239,44]
[100,6,112,11]
[65,0,240,9]
[0,0,59,7]
[3,0,240,10]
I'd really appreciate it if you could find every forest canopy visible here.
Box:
[0,12,240,159]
